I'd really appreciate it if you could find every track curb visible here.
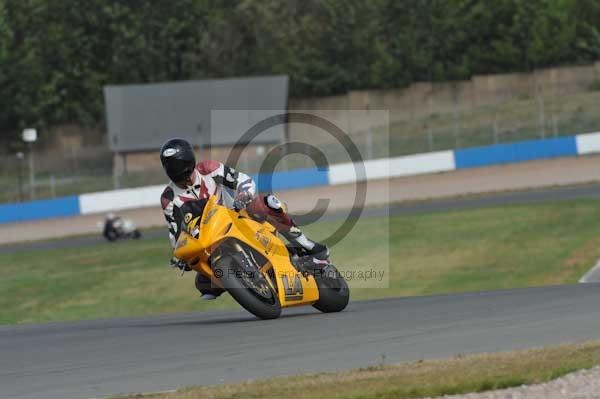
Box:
[579,258,600,283]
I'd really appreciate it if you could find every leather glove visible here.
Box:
[233,191,254,210]
[170,257,191,271]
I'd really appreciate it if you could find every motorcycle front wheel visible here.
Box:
[312,264,350,313]
[213,255,281,320]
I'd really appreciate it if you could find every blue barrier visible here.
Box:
[252,167,330,192]
[0,168,330,225]
[454,136,578,169]
[0,196,81,224]
[0,133,591,225]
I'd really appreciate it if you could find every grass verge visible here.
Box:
[2,199,600,324]
[113,340,600,399]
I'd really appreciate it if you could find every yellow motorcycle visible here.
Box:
[174,196,349,319]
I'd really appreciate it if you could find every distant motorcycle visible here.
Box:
[101,213,142,242]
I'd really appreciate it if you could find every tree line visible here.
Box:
[0,0,598,139]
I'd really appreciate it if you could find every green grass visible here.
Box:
[2,199,600,325]
[114,340,600,399]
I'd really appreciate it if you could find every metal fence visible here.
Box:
[0,145,113,204]
[2,85,600,205]
[384,90,600,157]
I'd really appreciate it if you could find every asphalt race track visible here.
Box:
[4,183,600,398]
[3,284,600,399]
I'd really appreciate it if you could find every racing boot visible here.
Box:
[247,194,330,262]
[195,273,225,300]
[282,226,330,262]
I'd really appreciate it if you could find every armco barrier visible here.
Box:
[0,196,80,224]
[76,167,331,215]
[327,150,455,185]
[252,167,329,192]
[454,136,578,169]
[79,185,164,215]
[2,131,600,224]
[576,132,600,155]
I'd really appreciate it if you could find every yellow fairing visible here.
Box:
[174,196,319,307]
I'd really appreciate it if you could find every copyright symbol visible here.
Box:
[224,112,367,247]
[214,269,223,278]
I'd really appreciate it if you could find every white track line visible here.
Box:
[579,258,600,283]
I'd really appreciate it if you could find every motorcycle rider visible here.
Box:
[159,138,329,299]
[103,213,122,241]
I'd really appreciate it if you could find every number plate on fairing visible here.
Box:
[281,274,304,301]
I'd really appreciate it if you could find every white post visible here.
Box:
[16,152,24,202]
[22,128,37,200]
[28,143,35,199]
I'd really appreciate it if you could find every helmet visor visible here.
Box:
[165,159,195,183]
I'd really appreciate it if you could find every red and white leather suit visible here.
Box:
[160,160,294,247]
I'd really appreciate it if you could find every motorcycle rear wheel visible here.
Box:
[214,255,281,320]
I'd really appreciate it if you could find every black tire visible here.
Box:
[104,231,118,242]
[312,264,350,313]
[214,255,281,320]
[133,230,142,239]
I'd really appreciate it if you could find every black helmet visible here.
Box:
[160,138,196,182]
